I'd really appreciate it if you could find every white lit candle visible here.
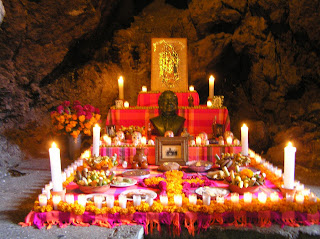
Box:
[124,101,129,108]
[284,142,296,189]
[94,195,104,209]
[243,192,252,203]
[77,194,87,207]
[230,193,239,203]
[258,192,267,203]
[133,195,141,207]
[255,155,261,164]
[286,192,295,202]
[118,194,127,208]
[202,192,211,206]
[309,193,317,202]
[295,193,304,204]
[142,86,147,92]
[189,194,197,205]
[49,142,63,192]
[66,194,74,204]
[216,195,224,204]
[174,194,182,207]
[106,195,114,208]
[209,75,215,99]
[118,76,124,100]
[92,124,101,157]
[42,188,50,200]
[160,195,168,206]
[196,136,202,145]
[141,136,147,145]
[226,136,233,145]
[145,194,154,206]
[61,172,66,182]
[270,192,279,202]
[52,195,61,210]
[38,194,47,207]
[302,188,311,196]
[206,100,213,108]
[241,124,249,156]
[275,169,282,178]
[189,85,194,92]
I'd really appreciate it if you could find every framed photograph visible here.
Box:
[155,137,188,165]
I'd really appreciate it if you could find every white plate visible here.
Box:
[195,187,229,198]
[122,169,150,178]
[111,178,137,187]
[120,189,157,201]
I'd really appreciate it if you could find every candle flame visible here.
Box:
[94,124,100,128]
[287,141,293,147]
[242,123,248,128]
[51,142,57,148]
[209,75,215,82]
[81,150,91,159]
[118,76,123,83]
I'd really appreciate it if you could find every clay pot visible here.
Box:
[133,148,147,166]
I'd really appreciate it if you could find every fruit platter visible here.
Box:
[83,154,118,170]
[74,168,115,193]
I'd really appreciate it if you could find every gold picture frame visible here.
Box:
[155,137,188,165]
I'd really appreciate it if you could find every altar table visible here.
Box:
[106,107,230,136]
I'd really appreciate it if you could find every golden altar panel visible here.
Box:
[151,38,188,92]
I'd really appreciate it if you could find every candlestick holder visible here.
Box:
[51,188,66,201]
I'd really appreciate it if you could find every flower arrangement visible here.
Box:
[50,101,101,138]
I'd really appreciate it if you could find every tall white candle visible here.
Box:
[160,195,168,206]
[241,124,249,156]
[118,76,124,100]
[49,142,63,192]
[94,195,103,209]
[52,195,61,210]
[77,194,87,207]
[174,194,182,207]
[189,194,197,205]
[119,195,127,208]
[284,142,296,189]
[209,75,215,99]
[38,194,47,207]
[106,195,114,208]
[92,124,101,157]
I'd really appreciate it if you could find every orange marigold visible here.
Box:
[240,168,254,178]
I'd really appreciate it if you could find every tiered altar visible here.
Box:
[21,38,320,234]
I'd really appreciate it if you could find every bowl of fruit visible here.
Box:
[83,154,118,171]
[74,168,115,193]
[227,168,265,194]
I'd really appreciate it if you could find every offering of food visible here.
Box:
[207,170,226,180]
[84,154,118,170]
[227,168,265,194]
[158,162,180,172]
[195,186,229,198]
[111,177,137,187]
[215,153,250,169]
[187,160,212,172]
[122,169,150,178]
[120,189,157,200]
[74,168,115,187]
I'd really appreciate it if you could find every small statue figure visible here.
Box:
[150,90,185,136]
[188,94,194,107]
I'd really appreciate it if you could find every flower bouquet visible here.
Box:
[50,101,101,138]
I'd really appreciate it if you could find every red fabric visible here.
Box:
[137,92,200,107]
[106,107,230,136]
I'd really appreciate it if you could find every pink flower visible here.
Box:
[73,104,83,112]
[77,110,85,117]
[85,112,92,120]
[57,105,64,114]
[63,101,70,107]
[64,108,70,114]
[95,108,100,114]
[73,100,81,106]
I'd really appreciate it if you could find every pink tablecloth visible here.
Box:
[137,92,200,107]
[106,107,230,137]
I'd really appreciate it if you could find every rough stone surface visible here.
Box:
[0,0,319,173]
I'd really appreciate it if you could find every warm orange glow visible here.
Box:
[51,142,57,148]
[287,141,293,147]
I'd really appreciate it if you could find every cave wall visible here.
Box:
[0,0,319,173]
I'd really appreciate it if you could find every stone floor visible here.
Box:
[0,157,319,239]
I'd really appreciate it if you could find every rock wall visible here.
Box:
[0,0,319,174]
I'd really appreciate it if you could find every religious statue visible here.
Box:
[150,90,185,136]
